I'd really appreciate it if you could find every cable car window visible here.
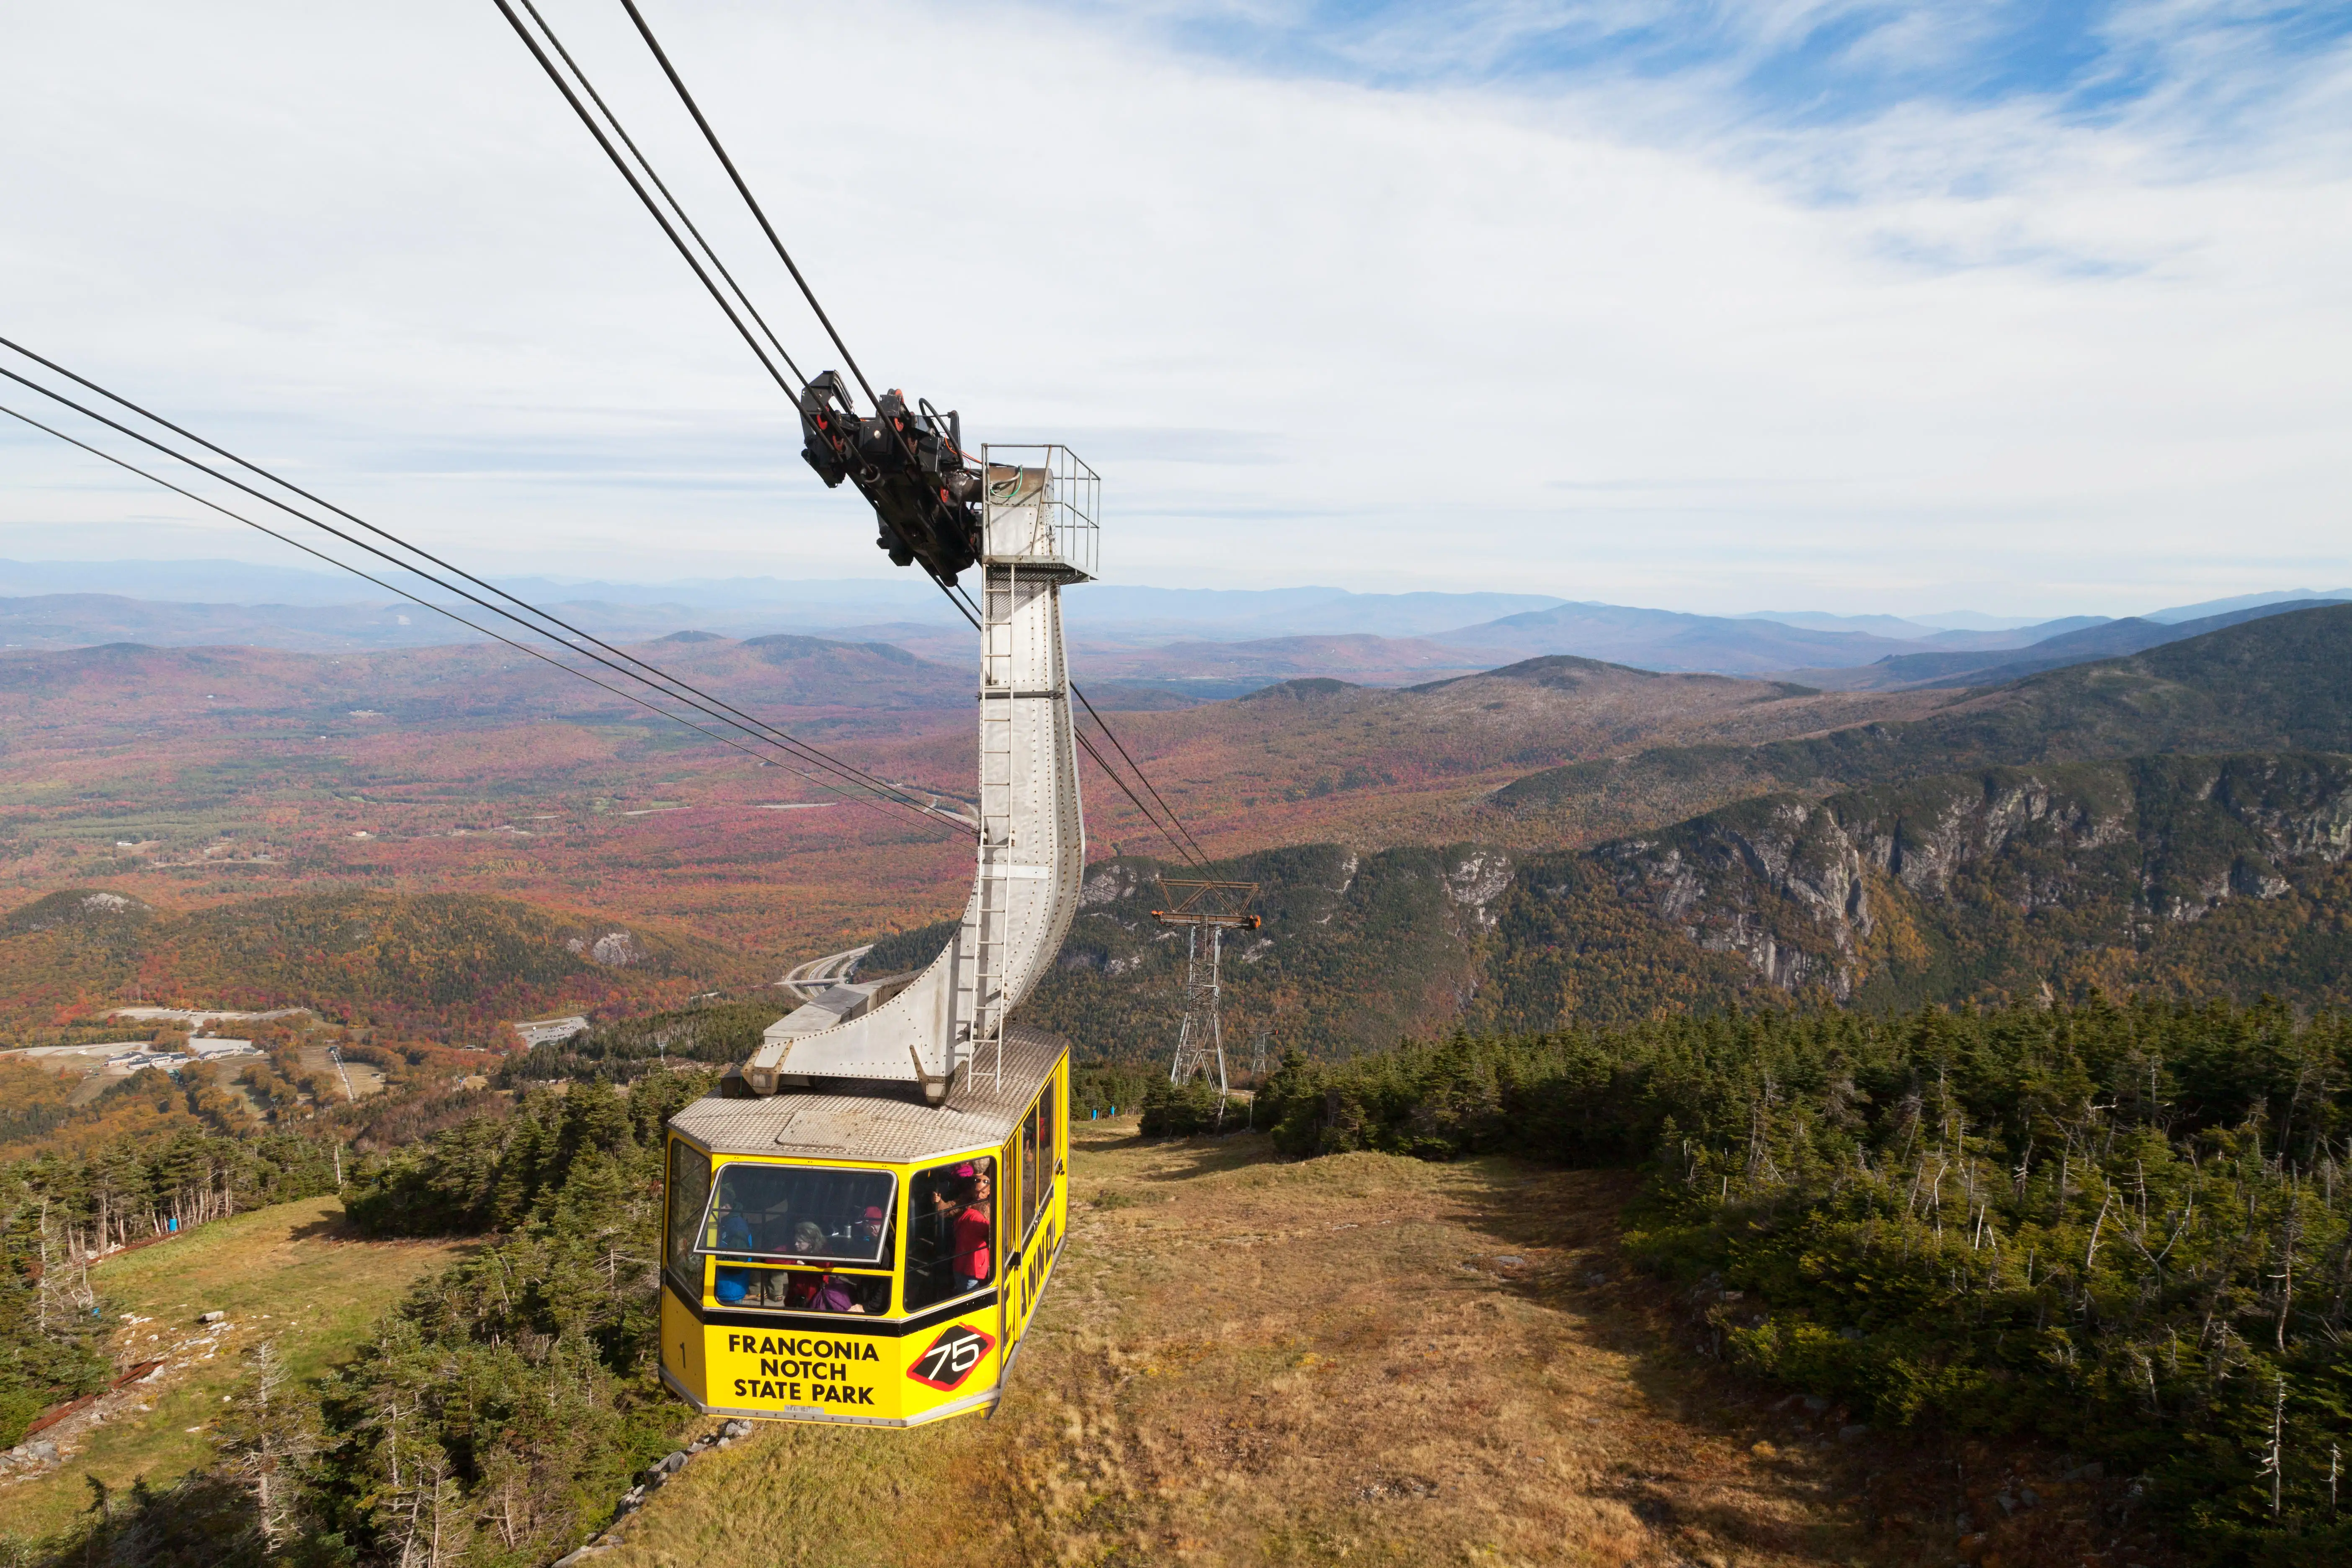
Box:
[1021,1100,1039,1232]
[694,1163,896,1266]
[905,1156,995,1312]
[665,1139,712,1293]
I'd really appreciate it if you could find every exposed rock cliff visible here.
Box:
[1582,752,2352,1003]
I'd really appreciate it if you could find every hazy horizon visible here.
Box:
[3,550,2344,635]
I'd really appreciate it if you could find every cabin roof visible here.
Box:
[668,1024,1067,1163]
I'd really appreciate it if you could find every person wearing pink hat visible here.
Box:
[926,1158,996,1294]
[950,1165,993,1293]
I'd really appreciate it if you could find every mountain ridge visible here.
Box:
[11,562,2344,677]
[1781,598,2349,691]
[1492,603,2352,828]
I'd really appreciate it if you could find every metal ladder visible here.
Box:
[956,561,1019,1092]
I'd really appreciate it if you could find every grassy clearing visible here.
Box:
[0,1194,469,1542]
[599,1123,1888,1568]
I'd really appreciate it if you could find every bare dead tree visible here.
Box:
[2275,1191,2306,1353]
[222,1339,320,1550]
[2259,1373,2288,1519]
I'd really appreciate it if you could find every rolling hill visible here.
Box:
[1427,600,1924,673]
[1070,632,1488,692]
[0,887,755,1042]
[0,631,968,735]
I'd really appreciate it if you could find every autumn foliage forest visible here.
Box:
[1,606,2350,1561]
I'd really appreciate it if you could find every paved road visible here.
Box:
[777,944,872,1001]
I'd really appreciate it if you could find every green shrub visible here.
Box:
[1071,1062,1153,1120]
[1140,1079,1243,1136]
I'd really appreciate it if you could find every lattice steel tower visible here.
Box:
[1152,880,1260,1092]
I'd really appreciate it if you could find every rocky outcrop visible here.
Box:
[1023,752,2352,1050]
[567,930,645,966]
[1598,795,1876,996]
[1444,850,1515,933]
[1591,753,2352,998]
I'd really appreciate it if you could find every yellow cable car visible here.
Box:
[660,449,1103,1426]
[658,1028,1070,1427]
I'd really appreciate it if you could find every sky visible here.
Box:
[0,0,2346,618]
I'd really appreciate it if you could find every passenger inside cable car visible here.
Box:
[907,1156,995,1309]
[701,1162,896,1311]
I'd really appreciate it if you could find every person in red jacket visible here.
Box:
[949,1164,993,1294]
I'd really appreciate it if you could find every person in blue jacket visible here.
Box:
[712,1201,758,1304]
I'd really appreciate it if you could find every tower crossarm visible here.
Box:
[1153,879,1255,1094]
[1149,878,1260,931]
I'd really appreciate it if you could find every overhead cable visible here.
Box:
[1069,679,1216,870]
[964,554,1213,869]
[498,0,1220,870]
[0,399,939,827]
[616,0,879,410]
[929,576,1210,872]
[489,0,807,400]
[0,337,952,829]
[514,0,814,398]
[1075,722,1209,872]
[0,354,967,838]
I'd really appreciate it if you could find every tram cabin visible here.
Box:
[659,1026,1070,1427]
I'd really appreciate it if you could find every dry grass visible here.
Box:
[0,1195,471,1541]
[600,1126,1888,1568]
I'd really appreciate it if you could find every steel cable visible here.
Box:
[1069,680,1216,871]
[507,0,812,396]
[616,0,878,410]
[928,576,1210,872]
[0,340,957,831]
[506,0,1226,872]
[0,361,967,837]
[0,399,955,836]
[489,0,806,399]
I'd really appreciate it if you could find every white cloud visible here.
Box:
[0,0,2344,617]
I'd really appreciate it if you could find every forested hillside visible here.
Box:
[0,1116,343,1450]
[6,1070,712,1566]
[0,888,754,1042]
[1032,844,1510,1058]
[873,748,2352,1060]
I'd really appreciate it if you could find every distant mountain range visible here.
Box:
[3,559,2345,696]
[1493,603,2352,828]
[1780,599,2352,691]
